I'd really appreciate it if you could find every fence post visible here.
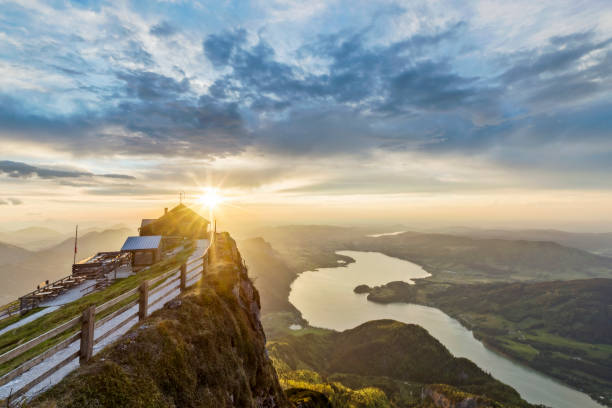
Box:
[79,306,95,363]
[180,264,187,291]
[139,281,149,321]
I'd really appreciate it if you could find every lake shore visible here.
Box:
[359,277,612,408]
[289,250,606,408]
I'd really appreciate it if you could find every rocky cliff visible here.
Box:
[30,232,290,408]
[421,384,500,408]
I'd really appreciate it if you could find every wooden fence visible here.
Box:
[0,236,213,406]
[0,305,19,323]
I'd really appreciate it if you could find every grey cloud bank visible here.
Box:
[0,161,135,180]
[0,0,611,194]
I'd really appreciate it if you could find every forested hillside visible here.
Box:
[269,320,537,408]
[362,279,612,406]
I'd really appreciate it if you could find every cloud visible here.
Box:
[117,70,190,101]
[1,0,611,196]
[501,32,611,83]
[203,29,247,68]
[0,70,250,158]
[0,161,135,180]
[198,23,506,158]
[99,173,137,179]
[150,21,177,37]
[0,161,90,179]
[203,22,496,121]
[0,198,23,205]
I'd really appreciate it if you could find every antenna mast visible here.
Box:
[73,225,78,265]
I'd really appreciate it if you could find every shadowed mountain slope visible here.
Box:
[270,320,536,408]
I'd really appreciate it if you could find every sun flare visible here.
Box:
[198,188,223,209]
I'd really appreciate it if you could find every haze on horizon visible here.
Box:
[1,0,612,233]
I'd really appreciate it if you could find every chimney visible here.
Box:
[164,207,168,215]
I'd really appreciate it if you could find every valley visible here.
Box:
[239,225,612,408]
[361,278,612,406]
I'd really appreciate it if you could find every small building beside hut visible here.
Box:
[139,203,210,239]
[140,218,156,230]
[120,235,163,267]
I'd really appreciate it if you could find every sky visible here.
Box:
[1,0,612,233]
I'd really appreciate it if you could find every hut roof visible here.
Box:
[140,204,209,239]
[121,235,162,251]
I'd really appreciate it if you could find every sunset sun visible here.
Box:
[198,188,223,209]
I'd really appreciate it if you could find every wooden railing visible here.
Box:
[0,236,214,406]
[0,304,19,322]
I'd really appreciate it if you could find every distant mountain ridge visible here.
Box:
[0,241,32,265]
[437,227,612,256]
[355,231,612,282]
[0,227,65,251]
[257,225,612,283]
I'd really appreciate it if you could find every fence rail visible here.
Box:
[0,304,19,322]
[0,235,214,406]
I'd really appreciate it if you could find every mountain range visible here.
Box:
[435,227,612,257]
[256,225,612,284]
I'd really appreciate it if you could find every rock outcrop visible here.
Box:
[421,384,499,408]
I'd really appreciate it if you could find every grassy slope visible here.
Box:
[0,243,195,376]
[269,320,537,408]
[28,233,289,408]
[364,279,612,407]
